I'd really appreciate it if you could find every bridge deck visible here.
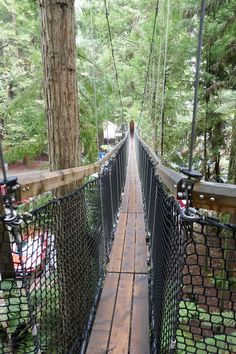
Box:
[86,136,150,354]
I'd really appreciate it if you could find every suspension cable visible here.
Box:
[103,0,125,124]
[189,0,206,171]
[90,0,100,157]
[138,1,160,127]
[154,37,163,140]
[103,80,110,151]
[160,0,171,157]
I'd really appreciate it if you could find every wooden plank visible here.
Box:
[130,274,150,354]
[135,181,143,213]
[120,179,130,213]
[121,213,135,273]
[17,134,128,200]
[193,180,236,214]
[128,180,136,212]
[108,273,133,354]
[18,164,100,199]
[86,273,119,354]
[108,213,127,273]
[135,214,148,274]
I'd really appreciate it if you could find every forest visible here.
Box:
[0,0,235,183]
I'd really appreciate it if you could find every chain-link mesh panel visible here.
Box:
[179,221,236,354]
[0,136,128,353]
[135,133,236,354]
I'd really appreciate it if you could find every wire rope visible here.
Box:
[103,0,125,125]
[160,0,171,157]
[188,0,206,171]
[138,1,160,127]
[90,0,100,158]
[103,80,110,150]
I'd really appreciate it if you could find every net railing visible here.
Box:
[0,136,128,353]
[135,133,236,354]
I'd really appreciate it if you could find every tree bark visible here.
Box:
[39,0,79,172]
[38,2,81,350]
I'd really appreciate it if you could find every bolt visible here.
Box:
[199,195,204,200]
[26,186,30,191]
[210,197,215,202]
[23,187,26,192]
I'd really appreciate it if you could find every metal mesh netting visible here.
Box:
[0,137,128,353]
[136,134,236,354]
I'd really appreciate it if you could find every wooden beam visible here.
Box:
[17,135,127,199]
[156,164,183,196]
[17,164,100,199]
[192,181,236,214]
[137,134,236,214]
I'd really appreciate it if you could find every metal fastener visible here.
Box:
[199,194,204,200]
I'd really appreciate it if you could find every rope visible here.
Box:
[103,80,110,151]
[103,0,125,124]
[90,0,100,157]
[154,38,163,136]
[138,1,160,127]
[160,0,171,157]
[188,0,206,171]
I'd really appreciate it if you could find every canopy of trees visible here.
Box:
[0,0,235,183]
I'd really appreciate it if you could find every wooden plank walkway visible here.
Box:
[86,136,149,354]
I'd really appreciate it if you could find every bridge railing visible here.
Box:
[135,132,236,354]
[0,135,128,353]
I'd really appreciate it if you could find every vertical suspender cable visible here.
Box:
[189,0,206,171]
[160,0,170,157]
[103,80,110,150]
[90,0,100,158]
[153,0,163,150]
[103,0,125,125]
[138,1,160,127]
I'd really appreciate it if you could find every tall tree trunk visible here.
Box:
[228,111,236,184]
[39,0,79,172]
[39,2,81,351]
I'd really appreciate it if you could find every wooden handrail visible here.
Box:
[137,134,236,214]
[17,135,127,199]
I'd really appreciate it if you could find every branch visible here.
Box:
[0,43,8,51]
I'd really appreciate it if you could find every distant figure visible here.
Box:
[130,120,134,135]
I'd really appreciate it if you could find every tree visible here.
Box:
[38,1,81,349]
[39,0,80,172]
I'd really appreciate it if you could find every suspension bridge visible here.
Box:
[0,127,235,353]
[0,0,236,353]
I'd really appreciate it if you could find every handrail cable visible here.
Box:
[103,0,125,124]
[137,0,160,127]
[188,0,206,171]
[160,0,171,157]
[90,0,100,157]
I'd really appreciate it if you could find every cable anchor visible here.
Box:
[177,167,202,220]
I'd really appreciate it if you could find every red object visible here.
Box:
[0,184,6,196]
[12,232,49,277]
[178,199,186,208]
